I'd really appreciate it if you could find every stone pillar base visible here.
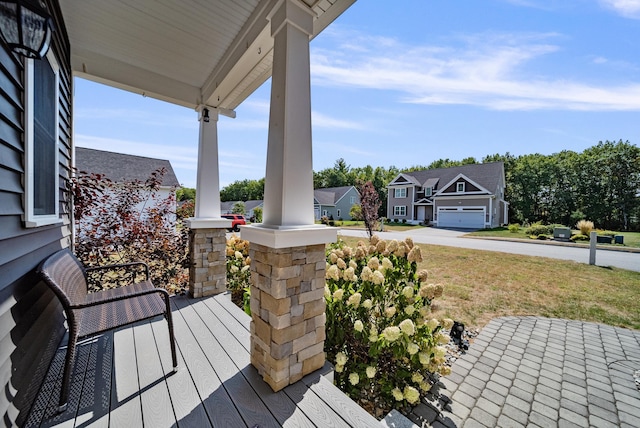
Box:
[249,242,326,391]
[188,228,227,298]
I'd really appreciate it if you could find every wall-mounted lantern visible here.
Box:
[0,0,53,59]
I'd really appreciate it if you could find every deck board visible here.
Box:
[28,293,383,427]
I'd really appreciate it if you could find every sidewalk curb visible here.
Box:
[463,235,640,254]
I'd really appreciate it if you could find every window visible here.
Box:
[425,187,432,196]
[394,188,407,198]
[393,206,406,216]
[24,52,60,227]
[322,210,328,217]
[350,196,356,204]
[337,209,341,218]
[456,182,465,193]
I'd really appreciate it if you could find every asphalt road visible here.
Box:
[337,227,640,272]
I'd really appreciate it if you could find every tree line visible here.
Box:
[216,140,639,230]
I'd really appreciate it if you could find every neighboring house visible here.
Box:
[245,200,264,221]
[387,162,509,229]
[75,147,180,219]
[314,186,360,220]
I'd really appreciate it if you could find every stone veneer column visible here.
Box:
[188,227,227,298]
[249,242,327,391]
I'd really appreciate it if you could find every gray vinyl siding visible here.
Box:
[0,1,71,424]
[334,188,359,220]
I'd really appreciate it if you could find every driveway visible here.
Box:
[337,228,640,272]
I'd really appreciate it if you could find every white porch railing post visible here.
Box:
[186,106,231,298]
[242,0,336,392]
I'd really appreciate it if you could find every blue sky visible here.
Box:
[74,0,640,188]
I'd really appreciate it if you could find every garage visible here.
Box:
[437,207,485,229]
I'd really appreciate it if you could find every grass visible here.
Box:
[468,226,640,248]
[336,220,426,232]
[338,235,640,331]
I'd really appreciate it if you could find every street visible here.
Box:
[337,228,640,272]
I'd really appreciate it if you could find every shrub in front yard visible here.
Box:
[324,236,451,418]
[71,169,189,294]
[524,222,553,237]
[576,220,594,235]
[507,223,520,233]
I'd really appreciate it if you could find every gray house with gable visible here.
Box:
[387,162,508,228]
[314,186,360,220]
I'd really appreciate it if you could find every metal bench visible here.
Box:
[38,248,177,412]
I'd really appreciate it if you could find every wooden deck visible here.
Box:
[24,293,381,427]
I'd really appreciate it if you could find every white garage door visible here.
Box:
[438,208,485,229]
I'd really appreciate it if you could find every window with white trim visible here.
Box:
[393,206,406,216]
[24,52,60,227]
[350,196,356,204]
[425,187,432,196]
[394,188,407,198]
[337,209,341,218]
[456,182,465,193]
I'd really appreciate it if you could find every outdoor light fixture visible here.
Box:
[203,108,210,123]
[0,0,53,59]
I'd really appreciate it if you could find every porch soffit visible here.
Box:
[59,0,355,111]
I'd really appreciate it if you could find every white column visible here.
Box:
[242,0,335,248]
[187,106,230,229]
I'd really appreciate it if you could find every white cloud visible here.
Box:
[312,112,364,129]
[599,0,640,18]
[310,30,640,111]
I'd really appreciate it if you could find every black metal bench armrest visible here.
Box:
[85,261,150,280]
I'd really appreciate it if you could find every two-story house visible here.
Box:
[387,162,509,229]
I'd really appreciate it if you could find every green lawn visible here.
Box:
[467,227,640,249]
[335,220,426,232]
[337,235,640,331]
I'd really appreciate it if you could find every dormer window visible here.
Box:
[456,182,465,193]
[425,187,432,197]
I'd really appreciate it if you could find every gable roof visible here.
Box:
[394,162,504,193]
[76,147,180,188]
[313,186,355,206]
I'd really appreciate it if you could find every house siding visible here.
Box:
[334,188,359,220]
[0,1,71,425]
[387,185,414,221]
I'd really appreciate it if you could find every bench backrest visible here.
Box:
[38,249,89,307]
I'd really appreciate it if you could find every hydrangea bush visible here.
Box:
[226,234,252,313]
[324,235,452,416]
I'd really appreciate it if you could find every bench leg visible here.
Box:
[164,297,178,369]
[58,324,79,413]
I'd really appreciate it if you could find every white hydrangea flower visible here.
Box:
[366,366,376,378]
[404,386,420,404]
[347,292,362,307]
[332,288,344,300]
[408,342,419,355]
[362,299,373,309]
[412,372,424,383]
[382,326,401,342]
[336,352,347,366]
[399,319,415,336]
[372,270,385,285]
[392,387,404,401]
[405,305,415,316]
[354,320,364,332]
[349,373,360,385]
[402,285,414,299]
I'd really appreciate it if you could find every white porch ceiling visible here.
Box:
[59,0,354,112]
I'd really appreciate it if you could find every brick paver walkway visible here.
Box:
[438,317,640,428]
